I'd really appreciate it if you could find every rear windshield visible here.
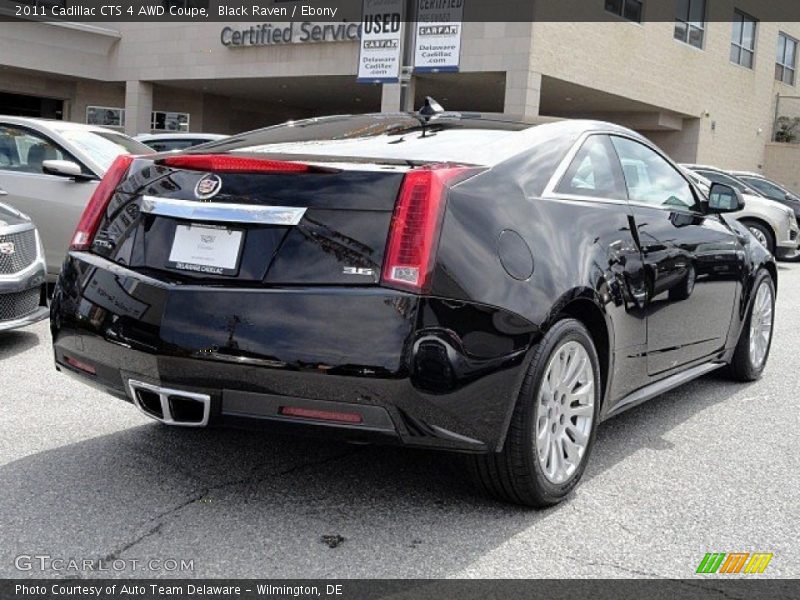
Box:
[203,114,530,165]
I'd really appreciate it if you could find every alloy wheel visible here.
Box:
[535,340,595,484]
[748,282,774,369]
[748,226,769,249]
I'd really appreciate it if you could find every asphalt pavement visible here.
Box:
[1,264,799,579]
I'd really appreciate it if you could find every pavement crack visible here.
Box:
[101,448,361,561]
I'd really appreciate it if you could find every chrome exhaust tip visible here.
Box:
[127,379,211,427]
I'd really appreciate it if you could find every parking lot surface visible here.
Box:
[2,264,799,579]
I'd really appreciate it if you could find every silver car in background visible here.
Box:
[0,117,153,279]
[0,202,47,331]
[134,132,228,152]
[681,164,799,259]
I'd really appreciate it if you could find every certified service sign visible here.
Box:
[414,0,464,73]
[357,0,404,83]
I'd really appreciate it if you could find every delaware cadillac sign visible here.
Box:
[414,0,464,72]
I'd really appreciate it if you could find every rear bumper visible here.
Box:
[51,252,538,453]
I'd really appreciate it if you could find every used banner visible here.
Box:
[357,0,405,83]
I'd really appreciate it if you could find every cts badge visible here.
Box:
[195,174,222,200]
[0,241,15,256]
[343,267,375,277]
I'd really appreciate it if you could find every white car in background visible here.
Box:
[134,132,228,153]
[681,164,800,260]
[0,116,153,279]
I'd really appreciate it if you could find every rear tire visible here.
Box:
[469,319,601,507]
[727,270,776,382]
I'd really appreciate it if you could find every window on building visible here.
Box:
[86,106,125,128]
[776,33,798,85]
[674,0,706,49]
[604,0,643,23]
[730,10,757,69]
[610,137,698,211]
[555,135,627,200]
[151,111,190,132]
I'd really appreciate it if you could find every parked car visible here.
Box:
[681,164,799,259]
[51,113,777,507]
[0,116,154,279]
[730,171,800,226]
[0,202,48,332]
[134,133,228,153]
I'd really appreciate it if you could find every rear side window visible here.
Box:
[555,135,627,199]
[738,177,785,199]
[611,137,699,211]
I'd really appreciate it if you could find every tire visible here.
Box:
[668,262,696,302]
[469,319,601,507]
[742,220,776,255]
[727,270,776,382]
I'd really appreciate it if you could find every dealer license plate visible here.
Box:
[167,224,244,276]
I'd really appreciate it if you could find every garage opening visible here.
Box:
[0,92,63,119]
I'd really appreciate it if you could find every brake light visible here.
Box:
[69,154,134,251]
[64,356,96,376]
[280,406,363,424]
[382,165,474,293]
[159,154,310,173]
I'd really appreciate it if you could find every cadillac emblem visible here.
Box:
[0,241,15,256]
[194,174,222,200]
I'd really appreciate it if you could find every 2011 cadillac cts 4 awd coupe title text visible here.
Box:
[51,113,776,506]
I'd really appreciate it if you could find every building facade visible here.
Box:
[1,0,799,177]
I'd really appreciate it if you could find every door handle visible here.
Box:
[0,188,7,196]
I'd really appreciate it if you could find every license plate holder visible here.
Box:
[167,223,244,276]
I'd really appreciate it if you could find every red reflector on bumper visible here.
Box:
[65,356,96,375]
[280,406,363,424]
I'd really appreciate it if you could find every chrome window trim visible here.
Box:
[542,130,704,216]
[140,196,307,226]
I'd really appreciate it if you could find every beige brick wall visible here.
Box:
[531,10,800,170]
[764,142,800,193]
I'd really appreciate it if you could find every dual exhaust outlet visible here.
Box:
[128,380,210,427]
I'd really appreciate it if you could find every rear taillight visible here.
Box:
[159,154,311,173]
[69,154,134,251]
[382,165,475,293]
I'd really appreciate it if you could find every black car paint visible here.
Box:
[50,118,776,453]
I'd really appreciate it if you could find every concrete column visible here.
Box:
[124,80,153,136]
[381,78,417,112]
[504,70,542,119]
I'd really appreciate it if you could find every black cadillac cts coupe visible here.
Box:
[51,112,776,506]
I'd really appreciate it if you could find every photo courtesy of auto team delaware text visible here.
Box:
[0,0,799,592]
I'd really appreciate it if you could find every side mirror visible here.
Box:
[42,160,90,181]
[707,183,745,213]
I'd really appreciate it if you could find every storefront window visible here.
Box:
[86,106,125,128]
[151,111,190,132]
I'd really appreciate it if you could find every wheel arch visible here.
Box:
[555,297,612,404]
[738,217,777,249]
[763,260,778,292]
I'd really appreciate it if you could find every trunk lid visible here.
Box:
[94,158,408,286]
